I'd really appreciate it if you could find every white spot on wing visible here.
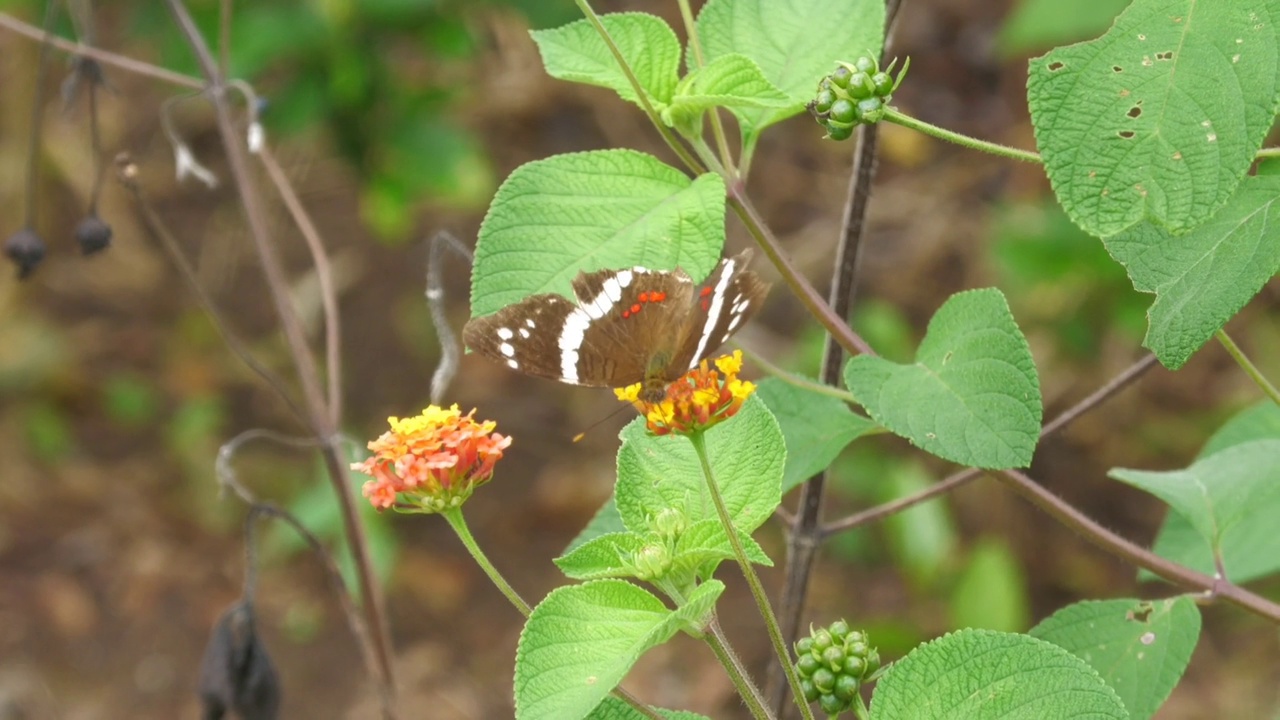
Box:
[497,327,514,340]
[518,328,530,339]
[525,318,536,328]
[506,358,519,369]
[690,258,737,367]
[499,342,516,357]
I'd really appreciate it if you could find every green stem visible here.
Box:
[883,108,1041,164]
[675,0,737,177]
[704,618,775,720]
[572,0,705,175]
[1216,329,1280,405]
[1257,147,1280,158]
[688,432,816,720]
[851,692,871,720]
[442,507,663,720]
[442,507,532,616]
[735,344,861,404]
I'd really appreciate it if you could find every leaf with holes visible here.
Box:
[696,0,885,138]
[1102,175,1280,368]
[531,13,682,108]
[843,289,1042,469]
[869,629,1128,719]
[470,150,725,317]
[1110,439,1280,577]
[1031,597,1201,720]
[1028,0,1280,237]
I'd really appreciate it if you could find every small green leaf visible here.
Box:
[1145,403,1280,583]
[470,150,725,317]
[1028,0,1280,237]
[869,628,1128,719]
[615,396,784,539]
[516,579,722,720]
[586,697,709,720]
[673,519,773,579]
[531,13,681,107]
[565,498,627,555]
[949,538,1030,633]
[1031,597,1201,720]
[664,53,790,128]
[1102,175,1280,368]
[555,532,648,580]
[843,288,1042,469]
[696,0,886,137]
[1110,439,1280,575]
[755,377,877,493]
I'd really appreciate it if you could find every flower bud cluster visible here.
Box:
[809,55,909,141]
[794,620,881,715]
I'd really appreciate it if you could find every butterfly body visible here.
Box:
[464,250,769,400]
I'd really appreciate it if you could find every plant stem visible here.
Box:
[675,0,737,177]
[883,108,1041,163]
[704,618,774,720]
[442,508,533,616]
[1216,329,1280,405]
[734,345,861,403]
[688,432,815,720]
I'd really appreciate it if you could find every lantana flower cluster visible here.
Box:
[615,351,755,436]
[351,404,511,512]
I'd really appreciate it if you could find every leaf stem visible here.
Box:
[704,617,775,720]
[734,344,860,403]
[675,0,737,177]
[1216,329,1280,405]
[688,432,816,720]
[572,0,706,175]
[883,108,1041,163]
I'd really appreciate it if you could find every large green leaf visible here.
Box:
[755,377,876,493]
[869,629,1128,719]
[470,150,725,317]
[1027,0,1280,237]
[1144,403,1280,583]
[843,289,1042,469]
[695,0,885,137]
[663,53,790,130]
[586,697,708,720]
[516,580,723,720]
[1031,597,1200,720]
[1110,439,1280,580]
[1102,175,1280,368]
[531,13,682,107]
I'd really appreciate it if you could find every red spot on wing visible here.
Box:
[700,287,712,297]
[630,303,642,315]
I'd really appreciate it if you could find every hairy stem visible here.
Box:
[1216,329,1280,406]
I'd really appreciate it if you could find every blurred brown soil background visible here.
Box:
[1,1,1278,718]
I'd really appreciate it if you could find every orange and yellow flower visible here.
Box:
[615,350,755,436]
[351,404,511,512]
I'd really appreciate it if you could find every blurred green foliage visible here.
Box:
[1,0,576,237]
[997,0,1128,56]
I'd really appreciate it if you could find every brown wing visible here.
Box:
[668,249,771,376]
[463,293,584,383]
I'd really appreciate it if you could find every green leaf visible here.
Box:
[565,498,627,555]
[470,150,726,317]
[1102,175,1280,368]
[755,377,877,493]
[516,579,723,720]
[530,13,681,107]
[998,0,1128,56]
[673,519,774,578]
[555,532,648,580]
[869,629,1129,719]
[586,697,709,720]
[696,0,886,137]
[1144,403,1280,583]
[843,288,1042,469]
[1030,597,1201,720]
[1110,439,1280,577]
[949,538,1030,633]
[1027,0,1280,237]
[664,53,791,128]
[615,396,784,538]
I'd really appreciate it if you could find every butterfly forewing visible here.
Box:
[463,293,583,383]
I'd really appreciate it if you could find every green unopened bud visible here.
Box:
[830,65,853,89]
[814,89,835,114]
[796,636,815,655]
[854,56,876,73]
[800,677,820,702]
[829,620,851,639]
[818,693,847,715]
[822,646,844,671]
[825,122,855,141]
[833,673,860,702]
[828,98,856,125]
[872,71,894,97]
[812,667,836,693]
[650,507,687,539]
[856,97,886,123]
[847,71,873,100]
[629,544,671,580]
[797,652,821,675]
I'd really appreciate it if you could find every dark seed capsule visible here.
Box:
[5,228,46,279]
[75,215,113,256]
[814,89,836,114]
[830,65,853,88]
[198,602,281,720]
[854,56,876,73]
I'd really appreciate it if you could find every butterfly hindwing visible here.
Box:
[670,249,769,374]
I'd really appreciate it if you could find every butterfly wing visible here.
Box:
[667,249,771,377]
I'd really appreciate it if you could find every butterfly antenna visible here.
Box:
[572,402,635,443]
